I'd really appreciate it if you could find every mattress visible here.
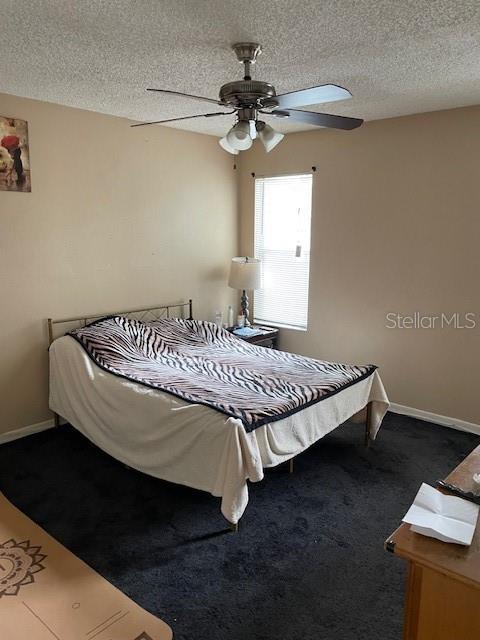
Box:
[68,316,379,431]
[49,336,389,524]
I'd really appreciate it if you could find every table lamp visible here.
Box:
[228,257,261,326]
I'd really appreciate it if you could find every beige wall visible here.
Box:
[239,106,480,425]
[1,95,479,437]
[0,93,237,436]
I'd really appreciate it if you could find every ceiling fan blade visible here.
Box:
[268,84,352,109]
[268,108,363,130]
[147,88,222,106]
[131,112,233,128]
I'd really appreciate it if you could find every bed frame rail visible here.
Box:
[47,299,193,346]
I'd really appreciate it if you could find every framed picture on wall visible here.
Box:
[0,116,31,192]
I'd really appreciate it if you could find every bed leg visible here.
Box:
[289,458,295,474]
[365,402,372,447]
[229,522,239,533]
[54,412,60,427]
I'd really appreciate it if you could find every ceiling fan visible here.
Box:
[132,43,363,154]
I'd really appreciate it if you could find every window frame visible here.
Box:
[253,171,314,332]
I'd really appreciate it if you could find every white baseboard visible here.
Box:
[0,418,56,445]
[389,403,480,437]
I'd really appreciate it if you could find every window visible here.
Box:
[254,174,313,330]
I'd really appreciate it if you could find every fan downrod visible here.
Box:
[232,42,262,80]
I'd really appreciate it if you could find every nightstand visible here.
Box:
[229,325,279,349]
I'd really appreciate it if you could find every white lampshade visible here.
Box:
[228,257,262,290]
[226,121,253,151]
[257,122,284,152]
[219,136,239,155]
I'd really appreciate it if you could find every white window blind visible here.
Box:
[254,174,313,330]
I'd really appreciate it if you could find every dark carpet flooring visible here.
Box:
[0,413,478,640]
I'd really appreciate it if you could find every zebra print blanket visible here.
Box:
[68,316,376,432]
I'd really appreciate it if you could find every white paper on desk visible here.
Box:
[402,483,479,546]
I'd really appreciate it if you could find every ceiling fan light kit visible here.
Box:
[134,42,363,154]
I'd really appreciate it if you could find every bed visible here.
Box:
[48,301,389,527]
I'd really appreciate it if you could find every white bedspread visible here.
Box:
[49,337,389,524]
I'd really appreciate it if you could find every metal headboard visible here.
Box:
[47,299,193,345]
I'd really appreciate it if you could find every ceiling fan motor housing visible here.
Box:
[219,80,276,108]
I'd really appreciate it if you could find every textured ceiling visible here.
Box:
[1,1,480,137]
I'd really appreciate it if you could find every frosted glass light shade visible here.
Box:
[219,137,239,154]
[258,123,284,152]
[226,121,253,150]
[228,257,262,290]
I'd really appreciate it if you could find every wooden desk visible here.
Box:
[385,446,480,639]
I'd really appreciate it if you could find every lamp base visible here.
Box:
[240,289,251,326]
